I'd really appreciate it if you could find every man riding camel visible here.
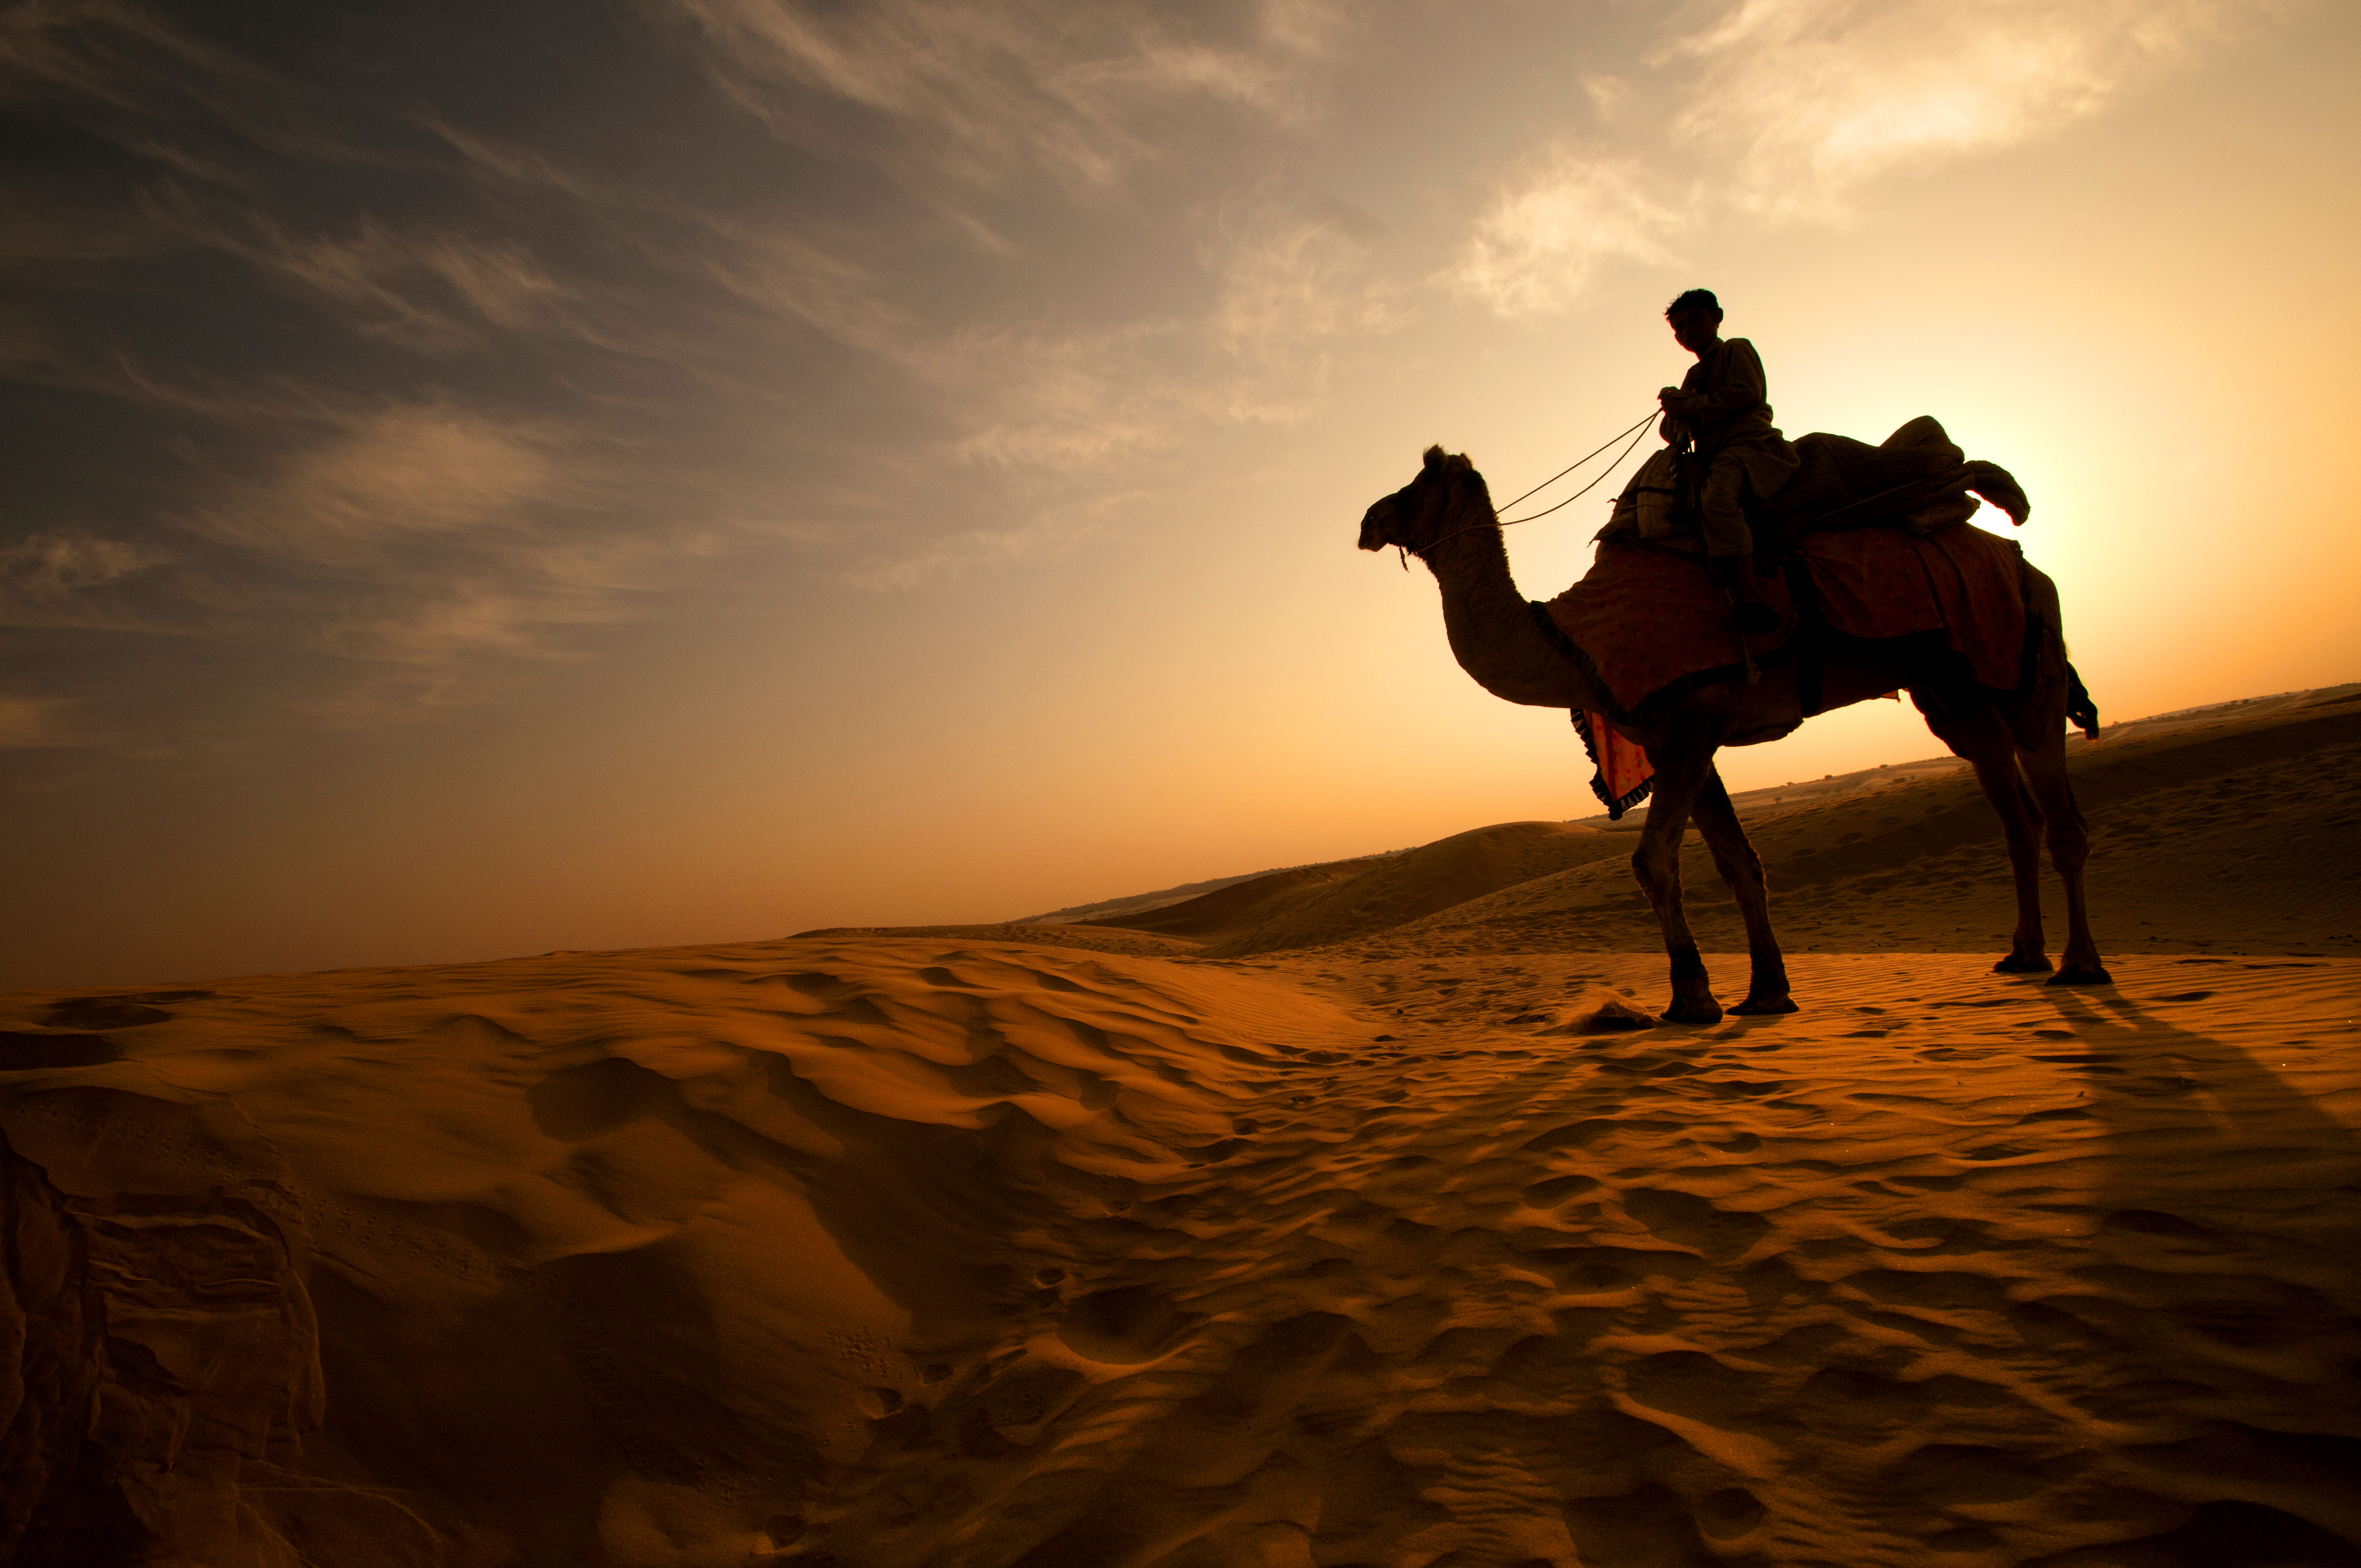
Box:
[1656,288,1798,634]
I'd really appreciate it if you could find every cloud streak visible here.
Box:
[0,532,171,631]
[0,694,88,750]
[179,405,710,672]
[0,0,368,165]
[1209,207,1405,423]
[1668,0,2280,219]
[139,186,580,353]
[667,0,1337,188]
[1443,146,1689,318]
[1443,0,2280,318]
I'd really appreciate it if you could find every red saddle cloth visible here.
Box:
[1546,523,2027,716]
[1549,524,2028,816]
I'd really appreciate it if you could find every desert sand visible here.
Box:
[3,688,2357,1567]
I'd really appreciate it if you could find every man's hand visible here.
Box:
[1658,386,1688,411]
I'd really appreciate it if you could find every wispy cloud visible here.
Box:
[703,226,913,360]
[701,189,1407,503]
[0,186,177,262]
[0,532,171,630]
[1441,0,2275,318]
[0,694,89,749]
[840,513,1080,593]
[0,0,365,164]
[176,405,710,675]
[1206,205,1405,423]
[936,322,1177,472]
[1443,145,1689,318]
[836,471,1177,592]
[188,406,562,564]
[1666,0,2278,219]
[140,185,577,353]
[665,0,1336,187]
[910,202,1403,483]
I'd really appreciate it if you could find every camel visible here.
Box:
[1357,444,2108,1024]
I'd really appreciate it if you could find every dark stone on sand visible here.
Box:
[1580,999,1658,1033]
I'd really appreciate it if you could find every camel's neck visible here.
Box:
[1421,495,1596,710]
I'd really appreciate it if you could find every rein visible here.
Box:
[1399,409,1658,569]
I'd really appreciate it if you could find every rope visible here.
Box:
[1405,409,1658,564]
[1493,410,1660,513]
[1497,416,1657,526]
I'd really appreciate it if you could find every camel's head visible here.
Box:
[1358,445,1481,557]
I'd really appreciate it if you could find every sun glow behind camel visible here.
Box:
[1,0,2356,987]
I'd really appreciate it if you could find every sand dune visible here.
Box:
[786,922,1203,961]
[1066,683,2361,969]
[1083,823,1632,959]
[2,940,1377,1564]
[1016,858,1400,931]
[6,945,2353,1566]
[4,686,2358,1567]
[1082,861,1381,946]
[1207,821,1634,960]
[1359,682,2361,966]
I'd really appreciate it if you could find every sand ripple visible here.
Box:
[2,946,2356,1566]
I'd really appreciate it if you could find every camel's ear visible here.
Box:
[1422,444,1447,471]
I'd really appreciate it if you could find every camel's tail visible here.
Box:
[2066,663,2099,740]
[2014,556,2095,743]
[1962,460,2030,526]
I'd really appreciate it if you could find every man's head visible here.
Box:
[1665,288,1723,356]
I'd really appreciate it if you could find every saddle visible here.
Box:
[1606,416,2020,573]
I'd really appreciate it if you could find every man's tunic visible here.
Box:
[1666,337,1800,498]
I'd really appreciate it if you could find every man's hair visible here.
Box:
[1665,288,1722,319]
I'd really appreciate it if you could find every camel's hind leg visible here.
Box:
[2005,566,2109,983]
[1913,687,2052,972]
[2014,734,2108,983]
[1628,735,1724,1025]
[1689,767,1796,1014]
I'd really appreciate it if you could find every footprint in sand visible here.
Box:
[1055,1285,1203,1365]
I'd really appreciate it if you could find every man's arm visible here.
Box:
[1656,385,1691,449]
[1661,341,1766,432]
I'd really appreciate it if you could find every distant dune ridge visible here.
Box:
[3,687,2358,1566]
[991,682,2361,963]
[1086,821,1634,957]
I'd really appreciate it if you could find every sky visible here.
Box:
[3,0,2357,989]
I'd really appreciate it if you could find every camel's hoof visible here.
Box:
[1993,953,2054,974]
[1731,995,1799,1016]
[2048,965,2114,987]
[1662,998,1724,1026]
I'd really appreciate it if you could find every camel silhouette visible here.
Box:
[1358,444,2108,1024]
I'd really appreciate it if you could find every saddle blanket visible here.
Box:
[1548,524,2030,816]
[1547,524,2027,715]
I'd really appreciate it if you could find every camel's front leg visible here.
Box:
[1690,767,1797,1014]
[1629,739,1722,1025]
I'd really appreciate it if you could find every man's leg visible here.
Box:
[1701,457,1776,633]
